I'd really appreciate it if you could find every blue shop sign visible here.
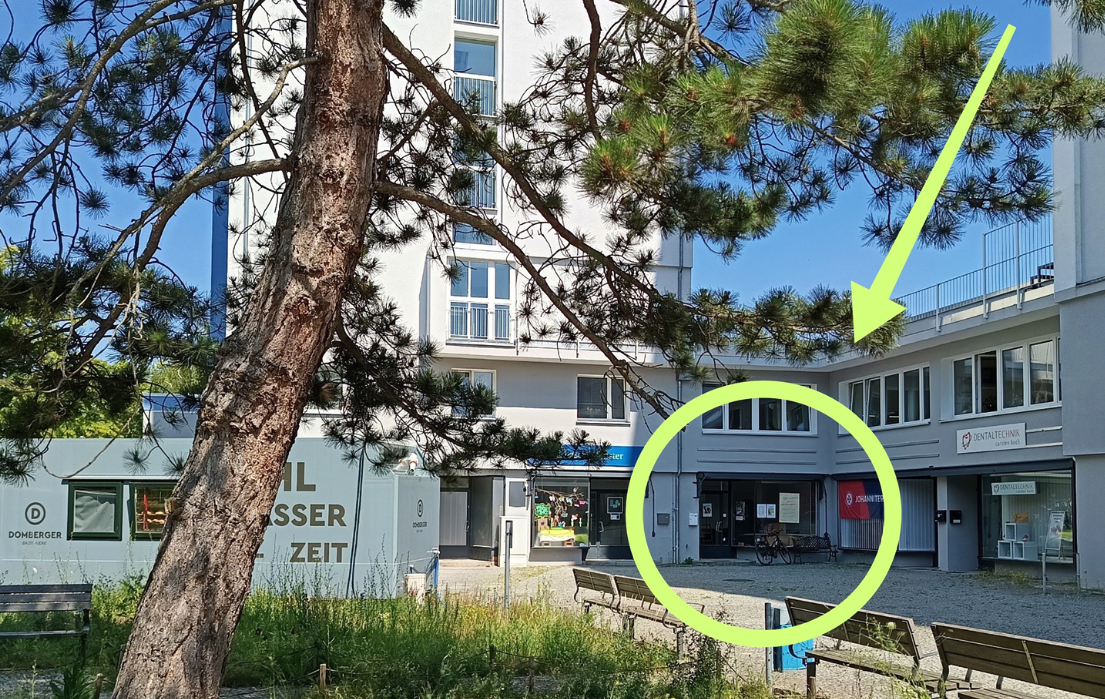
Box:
[550,445,643,468]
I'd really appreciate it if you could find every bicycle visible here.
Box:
[755,533,793,566]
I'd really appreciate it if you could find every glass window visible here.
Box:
[976,351,998,413]
[1002,347,1025,409]
[884,373,900,425]
[865,377,881,427]
[702,383,723,429]
[451,262,468,297]
[953,357,973,415]
[849,381,863,419]
[495,264,510,300]
[468,261,488,298]
[454,223,493,245]
[453,370,495,417]
[577,376,626,420]
[923,367,931,420]
[576,377,606,419]
[69,483,122,540]
[454,39,496,77]
[1030,340,1056,405]
[786,400,810,432]
[728,398,753,430]
[132,484,174,539]
[981,471,1073,563]
[533,477,589,548]
[903,369,921,423]
[759,398,782,431]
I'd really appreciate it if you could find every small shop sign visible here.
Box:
[991,481,1036,496]
[957,423,1026,454]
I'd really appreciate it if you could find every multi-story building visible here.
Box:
[214,1,1105,590]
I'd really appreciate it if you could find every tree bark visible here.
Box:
[112,1,387,697]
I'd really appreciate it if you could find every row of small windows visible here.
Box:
[848,367,931,428]
[701,383,814,433]
[952,339,1058,416]
[68,482,172,541]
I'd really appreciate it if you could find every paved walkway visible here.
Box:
[440,560,1105,698]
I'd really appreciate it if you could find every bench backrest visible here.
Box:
[572,568,616,597]
[614,576,660,607]
[785,597,922,661]
[933,623,1105,698]
[0,584,93,613]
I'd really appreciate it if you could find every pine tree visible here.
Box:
[2,1,1105,696]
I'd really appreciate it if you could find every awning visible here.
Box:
[697,472,825,482]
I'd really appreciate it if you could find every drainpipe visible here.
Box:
[673,234,687,564]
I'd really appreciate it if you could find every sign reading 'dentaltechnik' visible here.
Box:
[956,423,1026,454]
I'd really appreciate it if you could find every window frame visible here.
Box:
[842,363,931,432]
[451,368,497,418]
[700,383,818,435]
[947,335,1061,420]
[67,481,124,541]
[448,259,512,343]
[130,481,177,541]
[576,374,629,423]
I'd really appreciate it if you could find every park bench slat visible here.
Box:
[0,591,92,603]
[0,584,92,594]
[0,629,84,639]
[959,689,1039,699]
[0,601,89,612]
[786,597,923,659]
[934,622,1105,699]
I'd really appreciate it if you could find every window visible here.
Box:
[702,383,814,434]
[454,223,493,245]
[533,477,589,548]
[950,339,1059,417]
[450,260,511,341]
[454,39,496,117]
[981,471,1072,562]
[132,483,174,539]
[577,376,626,421]
[847,366,931,429]
[452,369,495,417]
[68,482,123,540]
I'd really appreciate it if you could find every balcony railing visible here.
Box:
[458,167,496,210]
[895,217,1053,322]
[456,0,496,24]
[454,76,496,117]
[450,302,511,341]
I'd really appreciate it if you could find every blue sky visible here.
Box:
[3,1,1054,301]
[691,0,1055,300]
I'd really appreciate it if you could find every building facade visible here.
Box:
[215,1,1104,589]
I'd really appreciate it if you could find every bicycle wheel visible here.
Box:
[778,543,793,565]
[756,541,774,566]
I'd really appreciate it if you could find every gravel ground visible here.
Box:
[440,559,1105,699]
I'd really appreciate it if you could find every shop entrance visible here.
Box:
[589,478,630,559]
[699,478,819,558]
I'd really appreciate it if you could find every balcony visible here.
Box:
[456,0,497,25]
[458,167,496,210]
[454,76,496,117]
[450,302,511,342]
[896,217,1053,324]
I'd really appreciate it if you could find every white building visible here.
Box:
[210,1,1105,590]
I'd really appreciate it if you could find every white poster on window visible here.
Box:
[779,493,801,524]
[957,423,1026,454]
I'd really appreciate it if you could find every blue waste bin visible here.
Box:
[778,624,813,671]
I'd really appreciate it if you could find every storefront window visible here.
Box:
[68,482,123,540]
[982,471,1073,562]
[532,478,590,547]
[132,483,174,539]
[699,479,818,555]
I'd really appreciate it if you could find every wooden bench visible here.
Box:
[571,567,620,614]
[933,622,1105,699]
[0,584,93,657]
[615,575,704,659]
[790,533,838,563]
[786,597,969,698]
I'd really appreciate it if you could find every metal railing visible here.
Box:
[453,76,496,117]
[456,0,497,24]
[450,302,511,341]
[895,217,1053,322]
[457,167,496,210]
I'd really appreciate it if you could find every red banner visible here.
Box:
[838,480,884,520]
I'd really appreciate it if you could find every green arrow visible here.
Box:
[851,24,1016,341]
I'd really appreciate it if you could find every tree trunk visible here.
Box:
[112,1,387,697]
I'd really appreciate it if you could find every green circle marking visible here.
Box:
[627,381,901,648]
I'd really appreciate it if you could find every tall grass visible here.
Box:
[0,578,769,699]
